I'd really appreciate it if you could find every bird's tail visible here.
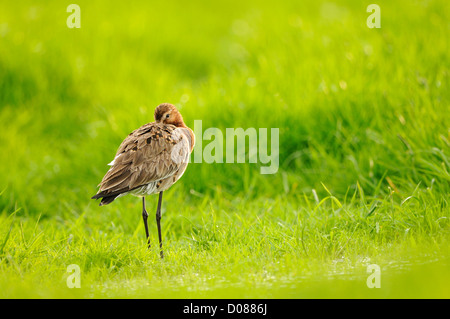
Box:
[91,193,118,206]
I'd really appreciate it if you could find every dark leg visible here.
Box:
[156,191,164,259]
[142,197,151,249]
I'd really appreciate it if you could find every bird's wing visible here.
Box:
[93,123,192,198]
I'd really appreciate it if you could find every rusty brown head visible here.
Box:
[154,103,186,127]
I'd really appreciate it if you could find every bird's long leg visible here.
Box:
[142,197,151,249]
[156,191,164,259]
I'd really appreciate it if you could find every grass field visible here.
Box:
[0,0,449,298]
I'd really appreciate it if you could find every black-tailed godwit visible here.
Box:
[92,103,195,258]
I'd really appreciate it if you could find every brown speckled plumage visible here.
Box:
[92,103,194,205]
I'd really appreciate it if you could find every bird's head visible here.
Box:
[154,103,186,127]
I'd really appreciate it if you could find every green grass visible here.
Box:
[0,0,449,298]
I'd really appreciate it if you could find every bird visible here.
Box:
[91,103,195,258]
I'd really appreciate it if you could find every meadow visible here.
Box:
[0,0,449,298]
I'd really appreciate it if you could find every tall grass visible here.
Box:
[0,0,449,298]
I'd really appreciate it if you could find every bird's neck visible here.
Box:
[173,114,187,128]
[175,121,187,128]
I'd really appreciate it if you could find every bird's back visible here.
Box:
[92,122,194,205]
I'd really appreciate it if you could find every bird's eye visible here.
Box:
[165,114,170,119]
